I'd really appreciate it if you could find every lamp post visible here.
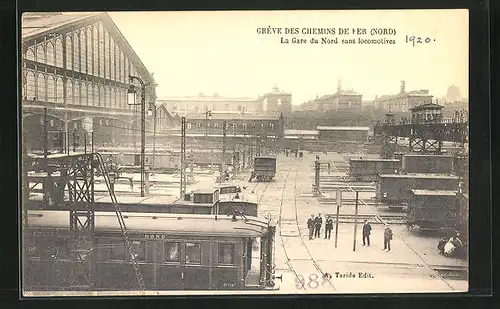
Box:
[148,102,157,175]
[127,75,147,197]
[205,109,212,143]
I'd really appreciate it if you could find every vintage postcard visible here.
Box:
[20,9,469,296]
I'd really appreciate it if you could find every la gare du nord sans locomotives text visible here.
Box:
[257,27,397,45]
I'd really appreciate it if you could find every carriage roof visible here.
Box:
[410,189,458,196]
[378,174,459,179]
[349,158,400,162]
[27,210,270,237]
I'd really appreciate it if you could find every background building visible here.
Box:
[157,86,292,117]
[156,94,260,115]
[299,80,362,112]
[376,80,433,112]
[257,85,292,116]
[184,111,284,137]
[21,12,171,151]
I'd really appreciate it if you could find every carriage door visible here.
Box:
[259,237,268,288]
[183,242,207,289]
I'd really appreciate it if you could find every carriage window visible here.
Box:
[185,242,201,265]
[164,242,180,263]
[131,240,146,262]
[107,240,126,261]
[32,237,69,260]
[218,243,235,266]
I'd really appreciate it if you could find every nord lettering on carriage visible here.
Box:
[145,234,168,240]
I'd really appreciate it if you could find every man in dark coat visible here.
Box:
[314,213,323,238]
[362,219,372,246]
[307,214,315,240]
[325,216,333,239]
[383,225,393,252]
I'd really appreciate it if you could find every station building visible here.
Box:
[184,111,285,138]
[21,12,173,151]
[257,85,292,116]
[376,80,433,113]
[299,80,363,112]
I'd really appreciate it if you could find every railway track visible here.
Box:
[322,213,407,225]
[290,167,337,291]
[276,163,305,290]
[328,160,461,291]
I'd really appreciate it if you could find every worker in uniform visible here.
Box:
[362,219,372,247]
[324,216,333,239]
[307,214,315,240]
[249,171,255,182]
[314,213,323,239]
[383,225,393,252]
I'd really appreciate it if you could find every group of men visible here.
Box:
[307,214,334,240]
[306,215,394,252]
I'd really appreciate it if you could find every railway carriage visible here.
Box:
[348,158,401,181]
[28,187,258,217]
[24,210,276,291]
[376,174,460,209]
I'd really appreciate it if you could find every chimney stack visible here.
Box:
[337,79,342,93]
[400,80,406,93]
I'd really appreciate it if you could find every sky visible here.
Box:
[107,10,468,105]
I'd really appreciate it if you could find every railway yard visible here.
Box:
[24,150,468,296]
[249,153,467,294]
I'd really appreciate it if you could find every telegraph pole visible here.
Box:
[180,117,186,198]
[353,191,359,252]
[222,120,226,178]
[335,188,341,248]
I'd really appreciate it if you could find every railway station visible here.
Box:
[21,12,469,296]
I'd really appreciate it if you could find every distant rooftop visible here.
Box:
[317,126,370,131]
[317,90,362,101]
[350,158,400,162]
[284,129,318,135]
[404,153,452,157]
[377,90,433,102]
[410,103,445,111]
[157,95,256,102]
[184,111,282,120]
[411,189,458,196]
[379,174,459,179]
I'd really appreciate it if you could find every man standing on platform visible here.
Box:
[362,219,372,246]
[307,214,315,240]
[383,225,393,252]
[314,213,323,238]
[325,216,333,239]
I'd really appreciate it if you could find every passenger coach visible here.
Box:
[24,210,277,291]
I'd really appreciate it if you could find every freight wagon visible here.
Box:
[349,158,401,181]
[251,157,277,182]
[407,190,459,230]
[402,154,453,174]
[376,174,460,209]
